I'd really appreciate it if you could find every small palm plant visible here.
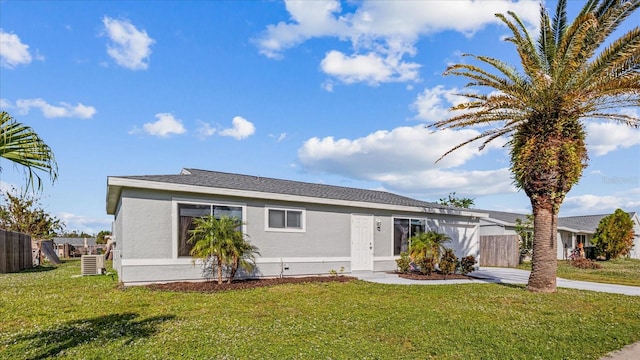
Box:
[408,232,434,260]
[426,231,451,261]
[188,215,259,284]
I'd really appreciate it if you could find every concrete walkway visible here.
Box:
[354,268,640,360]
[355,267,640,296]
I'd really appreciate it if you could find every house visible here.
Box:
[106,168,486,285]
[479,210,640,260]
[53,237,104,258]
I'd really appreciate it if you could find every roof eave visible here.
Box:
[105,177,487,217]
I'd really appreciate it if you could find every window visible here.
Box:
[266,207,304,232]
[394,218,426,256]
[177,203,243,257]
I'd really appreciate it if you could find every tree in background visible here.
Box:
[432,1,639,292]
[0,189,64,239]
[96,230,112,244]
[0,112,58,193]
[438,192,475,208]
[60,230,94,238]
[591,209,634,260]
[515,214,534,260]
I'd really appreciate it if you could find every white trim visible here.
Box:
[107,177,487,217]
[121,256,397,267]
[172,198,247,259]
[264,205,306,233]
[123,258,197,266]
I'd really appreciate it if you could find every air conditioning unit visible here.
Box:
[81,255,105,275]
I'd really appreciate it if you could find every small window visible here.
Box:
[266,207,305,232]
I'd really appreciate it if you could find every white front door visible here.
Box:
[351,214,374,271]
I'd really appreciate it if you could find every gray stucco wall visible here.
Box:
[114,187,480,285]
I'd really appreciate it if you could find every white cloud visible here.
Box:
[0,29,34,68]
[320,50,420,85]
[10,98,96,119]
[257,0,539,85]
[139,113,186,138]
[57,212,113,235]
[298,124,511,197]
[102,16,155,70]
[562,190,640,216]
[586,121,640,156]
[269,132,287,142]
[219,116,256,140]
[196,120,217,139]
[413,85,474,122]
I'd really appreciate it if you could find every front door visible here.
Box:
[351,214,374,271]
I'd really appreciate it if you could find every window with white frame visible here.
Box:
[266,207,305,231]
[177,203,243,257]
[394,218,427,256]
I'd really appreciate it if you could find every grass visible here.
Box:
[517,258,640,287]
[1,260,640,359]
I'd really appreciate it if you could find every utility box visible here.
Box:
[81,255,105,275]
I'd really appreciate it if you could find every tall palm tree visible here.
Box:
[432,0,639,292]
[0,111,58,192]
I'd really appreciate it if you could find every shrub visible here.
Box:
[570,258,602,270]
[439,249,458,276]
[416,257,436,275]
[459,255,477,275]
[396,252,411,273]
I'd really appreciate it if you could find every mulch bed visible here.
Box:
[398,272,474,280]
[146,275,356,293]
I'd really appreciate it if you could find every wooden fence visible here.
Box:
[0,230,33,273]
[479,235,520,268]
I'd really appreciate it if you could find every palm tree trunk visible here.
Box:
[217,257,223,285]
[527,203,558,292]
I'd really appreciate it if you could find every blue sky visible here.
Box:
[1,0,638,234]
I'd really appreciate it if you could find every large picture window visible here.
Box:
[266,207,305,232]
[393,218,426,256]
[178,203,243,257]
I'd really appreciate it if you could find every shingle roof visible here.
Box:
[117,168,455,210]
[559,212,637,233]
[481,210,638,233]
[481,210,530,225]
[53,237,98,246]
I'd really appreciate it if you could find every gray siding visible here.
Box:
[115,188,480,285]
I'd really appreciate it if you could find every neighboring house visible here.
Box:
[480,210,640,260]
[53,237,104,258]
[106,168,487,285]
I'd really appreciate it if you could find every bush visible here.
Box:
[416,257,436,275]
[396,252,411,273]
[459,255,477,275]
[439,249,458,276]
[570,258,602,270]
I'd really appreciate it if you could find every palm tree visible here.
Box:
[408,230,451,261]
[188,215,258,284]
[427,231,451,261]
[0,112,58,192]
[432,0,639,292]
[408,232,433,260]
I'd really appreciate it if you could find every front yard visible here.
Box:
[1,260,640,359]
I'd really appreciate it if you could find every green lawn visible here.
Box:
[518,258,640,287]
[2,260,640,359]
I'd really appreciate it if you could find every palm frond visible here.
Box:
[0,112,58,192]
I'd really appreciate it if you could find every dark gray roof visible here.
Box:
[53,237,98,246]
[481,210,529,225]
[482,210,637,233]
[559,212,637,233]
[119,168,456,210]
